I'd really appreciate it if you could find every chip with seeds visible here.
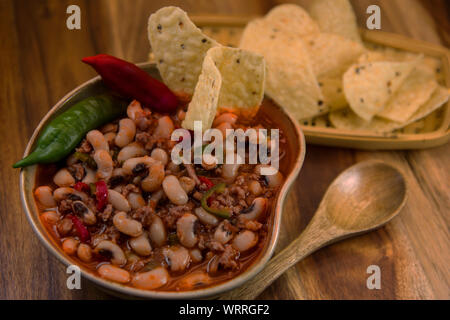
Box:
[182,47,265,131]
[308,0,362,43]
[148,6,219,98]
[265,4,320,38]
[329,86,449,133]
[319,76,348,111]
[343,58,420,121]
[240,19,325,120]
[377,64,438,122]
[303,33,365,78]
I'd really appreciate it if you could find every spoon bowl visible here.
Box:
[325,160,407,231]
[221,160,407,300]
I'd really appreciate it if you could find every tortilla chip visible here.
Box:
[182,55,221,131]
[303,33,365,78]
[329,86,450,133]
[343,58,419,121]
[308,0,362,43]
[377,65,438,122]
[148,7,219,97]
[319,76,348,111]
[182,47,265,131]
[265,4,320,38]
[240,19,325,120]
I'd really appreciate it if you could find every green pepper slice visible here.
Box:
[201,183,231,219]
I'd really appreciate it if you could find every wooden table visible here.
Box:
[0,0,448,299]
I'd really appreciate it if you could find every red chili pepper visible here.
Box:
[95,180,108,211]
[198,176,214,190]
[67,214,90,243]
[82,54,178,113]
[73,181,89,193]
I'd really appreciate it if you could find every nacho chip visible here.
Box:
[265,4,320,38]
[182,47,265,131]
[329,86,449,133]
[319,76,347,111]
[377,65,438,122]
[240,19,325,120]
[303,33,365,78]
[208,47,265,116]
[148,7,219,97]
[343,58,419,121]
[308,0,362,43]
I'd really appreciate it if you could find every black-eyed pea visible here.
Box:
[57,218,73,236]
[122,156,156,175]
[162,175,188,205]
[40,211,60,224]
[117,142,146,163]
[129,232,152,256]
[62,237,79,255]
[153,116,174,139]
[131,267,169,290]
[113,212,142,237]
[164,246,190,272]
[212,113,238,127]
[127,192,146,210]
[179,176,195,194]
[176,213,199,248]
[232,230,258,252]
[108,189,131,212]
[249,180,263,196]
[150,148,168,166]
[53,168,75,187]
[95,240,127,265]
[189,248,203,263]
[86,130,109,152]
[35,186,57,208]
[178,271,211,289]
[72,200,97,225]
[115,118,136,148]
[77,243,93,262]
[194,207,219,226]
[53,187,88,202]
[149,215,166,247]
[240,197,267,221]
[93,150,113,181]
[255,165,283,188]
[214,221,234,244]
[98,264,130,284]
[141,162,165,192]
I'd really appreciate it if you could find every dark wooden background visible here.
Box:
[0,0,448,299]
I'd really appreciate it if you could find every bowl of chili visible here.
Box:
[18,63,305,299]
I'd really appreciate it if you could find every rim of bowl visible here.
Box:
[19,62,306,299]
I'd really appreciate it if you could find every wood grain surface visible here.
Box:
[0,0,448,299]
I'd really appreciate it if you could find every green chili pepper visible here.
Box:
[13,95,127,168]
[201,183,231,219]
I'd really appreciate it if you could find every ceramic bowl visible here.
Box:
[19,63,305,299]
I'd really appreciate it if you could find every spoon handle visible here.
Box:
[220,214,345,300]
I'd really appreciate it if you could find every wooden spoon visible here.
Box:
[221,160,407,300]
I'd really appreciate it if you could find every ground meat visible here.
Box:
[161,203,194,230]
[132,206,154,227]
[98,204,113,222]
[121,184,140,197]
[218,245,240,270]
[135,132,156,150]
[207,240,225,252]
[237,216,262,231]
[76,139,92,153]
[58,199,73,214]
[68,163,85,181]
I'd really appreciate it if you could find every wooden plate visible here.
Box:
[149,15,450,150]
